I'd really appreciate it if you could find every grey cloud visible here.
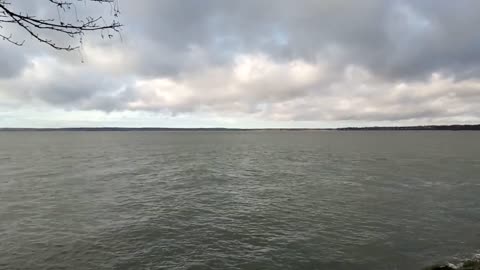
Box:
[1,0,480,124]
[0,44,27,78]
[0,57,132,111]
[118,0,480,80]
[5,0,480,80]
[37,80,132,112]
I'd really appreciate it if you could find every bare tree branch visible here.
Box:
[0,0,121,51]
[0,32,24,46]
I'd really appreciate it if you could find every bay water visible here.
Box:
[1,131,479,269]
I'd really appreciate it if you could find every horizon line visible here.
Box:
[1,124,480,131]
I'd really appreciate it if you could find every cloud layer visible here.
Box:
[1,0,480,126]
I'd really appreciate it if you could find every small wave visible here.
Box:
[424,255,480,270]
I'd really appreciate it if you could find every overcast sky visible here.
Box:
[1,0,480,128]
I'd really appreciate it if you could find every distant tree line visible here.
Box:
[1,125,480,132]
[337,125,480,131]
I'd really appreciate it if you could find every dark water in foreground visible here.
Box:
[0,131,479,270]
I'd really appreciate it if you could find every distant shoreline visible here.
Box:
[0,124,479,131]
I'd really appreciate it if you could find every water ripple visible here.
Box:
[0,131,479,269]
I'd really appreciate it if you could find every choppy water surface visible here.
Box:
[0,131,479,270]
